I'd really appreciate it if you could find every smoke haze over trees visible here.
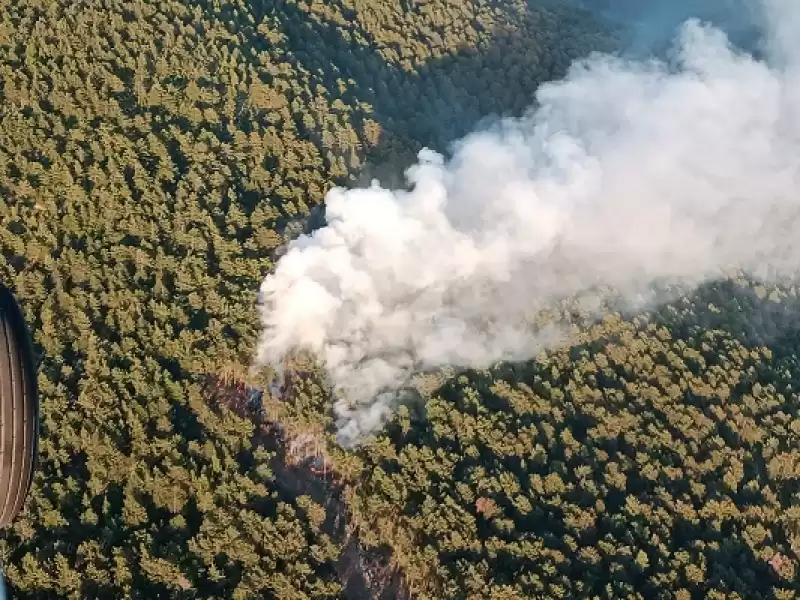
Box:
[579,0,766,55]
[0,0,799,599]
[255,0,800,446]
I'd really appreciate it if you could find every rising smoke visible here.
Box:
[254,0,800,447]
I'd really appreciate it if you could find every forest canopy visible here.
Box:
[0,1,798,599]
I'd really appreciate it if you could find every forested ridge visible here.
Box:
[0,1,798,599]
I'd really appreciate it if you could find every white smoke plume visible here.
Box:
[254,0,800,447]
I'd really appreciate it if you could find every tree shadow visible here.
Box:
[308,0,613,179]
[199,0,618,234]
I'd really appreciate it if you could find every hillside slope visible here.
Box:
[2,1,798,599]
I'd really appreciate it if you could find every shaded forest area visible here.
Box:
[1,1,799,599]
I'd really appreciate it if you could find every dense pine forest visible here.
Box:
[1,0,799,599]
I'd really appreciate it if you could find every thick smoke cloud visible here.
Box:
[254,0,800,447]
